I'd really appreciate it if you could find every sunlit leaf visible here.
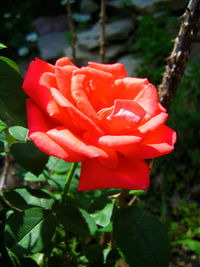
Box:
[5,207,56,256]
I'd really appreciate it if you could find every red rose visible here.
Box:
[23,57,176,191]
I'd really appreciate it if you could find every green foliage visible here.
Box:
[56,206,97,237]
[113,206,170,267]
[10,141,49,176]
[5,207,56,256]
[169,201,200,258]
[132,14,175,84]
[0,57,27,126]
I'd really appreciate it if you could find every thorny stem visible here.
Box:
[158,0,200,109]
[117,0,200,208]
[62,162,78,204]
[67,0,77,64]
[100,0,106,63]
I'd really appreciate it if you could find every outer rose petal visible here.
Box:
[138,112,168,134]
[23,58,54,97]
[88,61,128,79]
[83,133,143,148]
[122,125,177,158]
[78,157,150,191]
[26,99,71,160]
[47,127,108,159]
[134,83,158,119]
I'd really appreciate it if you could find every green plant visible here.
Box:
[132,14,175,84]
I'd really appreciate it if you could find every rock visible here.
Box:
[107,0,121,9]
[38,31,69,60]
[77,24,100,50]
[80,0,99,14]
[107,0,187,13]
[117,54,142,77]
[77,19,134,50]
[64,43,127,63]
[32,15,68,35]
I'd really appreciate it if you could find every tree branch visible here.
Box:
[158,0,200,109]
[117,0,200,209]
[67,0,77,64]
[100,0,106,63]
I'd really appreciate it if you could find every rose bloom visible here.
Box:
[23,57,176,191]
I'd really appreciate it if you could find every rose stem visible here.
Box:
[67,0,77,64]
[158,0,200,110]
[100,0,106,63]
[117,0,200,209]
[62,162,78,204]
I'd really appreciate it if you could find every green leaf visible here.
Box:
[0,119,7,133]
[5,207,56,256]
[183,239,200,257]
[91,202,114,227]
[9,126,29,142]
[0,56,21,74]
[56,206,97,237]
[113,207,170,267]
[10,141,49,175]
[47,173,66,191]
[46,156,71,173]
[24,171,46,182]
[3,188,55,210]
[0,43,7,50]
[0,57,27,126]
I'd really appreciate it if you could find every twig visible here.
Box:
[67,0,77,64]
[0,154,9,190]
[100,0,106,63]
[116,189,132,209]
[117,0,200,208]
[158,0,200,109]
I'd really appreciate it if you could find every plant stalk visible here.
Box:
[62,162,78,204]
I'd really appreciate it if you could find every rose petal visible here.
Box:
[88,61,128,79]
[71,74,97,119]
[122,125,177,158]
[50,87,104,135]
[83,133,143,148]
[55,65,77,100]
[134,83,158,119]
[114,77,149,100]
[55,57,76,67]
[74,67,114,110]
[98,100,146,134]
[78,157,150,191]
[47,127,108,159]
[23,58,54,97]
[26,99,71,160]
[138,112,168,134]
